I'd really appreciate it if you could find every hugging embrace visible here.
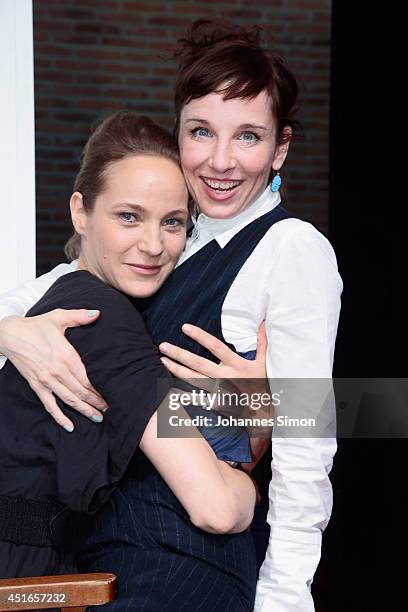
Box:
[0,19,342,612]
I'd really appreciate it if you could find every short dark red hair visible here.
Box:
[173,20,300,144]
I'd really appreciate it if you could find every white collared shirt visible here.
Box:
[0,186,342,611]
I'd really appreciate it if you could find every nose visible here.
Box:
[137,223,164,258]
[208,139,236,174]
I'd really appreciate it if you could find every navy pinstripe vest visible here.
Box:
[140,204,292,357]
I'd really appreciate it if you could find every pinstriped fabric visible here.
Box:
[75,208,293,610]
[77,454,256,610]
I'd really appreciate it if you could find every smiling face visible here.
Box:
[70,155,189,298]
[178,89,290,219]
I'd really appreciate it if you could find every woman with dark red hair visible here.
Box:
[0,20,341,612]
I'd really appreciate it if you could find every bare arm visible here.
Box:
[140,403,257,534]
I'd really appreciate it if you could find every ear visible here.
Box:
[69,192,88,235]
[272,126,292,171]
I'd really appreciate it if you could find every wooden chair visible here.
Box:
[0,573,116,611]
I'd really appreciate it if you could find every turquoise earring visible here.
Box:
[270,172,281,192]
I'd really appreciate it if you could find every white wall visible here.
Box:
[0,0,35,293]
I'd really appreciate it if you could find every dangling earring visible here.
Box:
[270,171,281,193]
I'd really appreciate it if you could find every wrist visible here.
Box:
[0,315,19,356]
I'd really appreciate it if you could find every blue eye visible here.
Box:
[119,212,137,223]
[164,218,183,228]
[238,131,259,143]
[191,127,211,138]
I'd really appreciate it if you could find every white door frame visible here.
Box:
[0,0,35,293]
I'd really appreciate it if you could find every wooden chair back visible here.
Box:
[0,573,116,611]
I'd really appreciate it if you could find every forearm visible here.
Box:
[140,403,256,534]
[211,460,257,533]
[0,261,76,365]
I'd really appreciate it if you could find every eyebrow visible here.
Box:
[185,118,268,131]
[113,202,188,217]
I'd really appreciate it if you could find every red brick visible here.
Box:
[288,24,330,35]
[35,45,73,57]
[54,34,99,45]
[35,19,73,31]
[104,63,148,74]
[76,73,119,84]
[242,0,282,4]
[219,9,263,19]
[55,60,101,71]
[123,2,167,10]
[313,12,331,23]
[78,99,123,111]
[292,1,329,9]
[36,97,73,109]
[76,48,123,60]
[48,8,95,20]
[55,85,102,97]
[103,88,149,99]
[35,71,74,82]
[147,16,189,27]
[102,37,147,48]
[173,6,216,16]
[123,27,170,38]
[34,31,50,42]
[75,23,121,35]
[35,59,52,69]
[74,0,118,8]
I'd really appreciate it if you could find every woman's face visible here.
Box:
[71,155,189,298]
[178,89,290,219]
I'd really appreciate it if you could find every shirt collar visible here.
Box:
[191,186,281,247]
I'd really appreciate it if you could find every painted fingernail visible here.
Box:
[100,405,109,412]
[88,309,98,317]
[160,343,170,353]
[91,414,103,423]
[64,424,74,433]
[161,357,169,366]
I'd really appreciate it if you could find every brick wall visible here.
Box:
[33,0,331,274]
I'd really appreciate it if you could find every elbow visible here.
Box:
[190,512,237,534]
[190,499,250,535]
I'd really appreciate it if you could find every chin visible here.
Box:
[126,284,158,299]
[200,203,242,219]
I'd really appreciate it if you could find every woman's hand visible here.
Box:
[0,310,108,430]
[159,321,268,390]
[159,322,273,474]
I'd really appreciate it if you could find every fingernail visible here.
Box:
[182,324,192,333]
[64,424,74,433]
[100,405,109,413]
[88,309,98,317]
[160,343,170,353]
[91,414,103,423]
[161,357,169,366]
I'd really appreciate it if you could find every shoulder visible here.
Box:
[28,270,144,330]
[259,218,340,274]
[249,217,343,294]
[268,217,336,255]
